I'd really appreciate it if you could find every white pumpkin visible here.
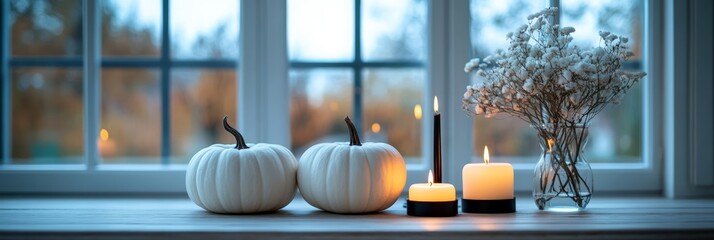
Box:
[297,116,407,214]
[186,116,298,214]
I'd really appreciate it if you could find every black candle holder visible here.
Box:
[461,198,516,213]
[406,200,458,217]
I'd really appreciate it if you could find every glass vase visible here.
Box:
[532,123,593,211]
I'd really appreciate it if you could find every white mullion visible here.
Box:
[239,0,288,146]
[83,0,101,170]
[238,0,262,142]
[263,0,289,147]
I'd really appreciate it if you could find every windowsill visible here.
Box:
[1,195,713,239]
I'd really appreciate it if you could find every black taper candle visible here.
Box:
[433,96,442,183]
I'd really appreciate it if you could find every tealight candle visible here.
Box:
[406,170,458,217]
[409,170,456,202]
[461,146,516,213]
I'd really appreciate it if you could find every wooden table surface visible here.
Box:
[1,195,714,239]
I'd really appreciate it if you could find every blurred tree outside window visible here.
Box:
[9,0,84,164]
[469,0,644,163]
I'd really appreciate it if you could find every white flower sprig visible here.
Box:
[462,7,646,127]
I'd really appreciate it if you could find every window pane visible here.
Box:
[290,68,353,157]
[587,85,642,163]
[561,0,644,60]
[470,0,645,163]
[171,0,239,59]
[170,69,238,164]
[469,0,546,160]
[473,119,539,159]
[288,0,354,61]
[363,68,424,163]
[102,0,161,56]
[11,68,83,164]
[362,0,426,61]
[101,68,161,163]
[562,0,644,163]
[10,0,83,56]
[469,0,545,58]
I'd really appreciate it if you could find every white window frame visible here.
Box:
[0,0,664,194]
[664,0,714,198]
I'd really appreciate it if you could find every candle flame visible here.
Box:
[547,139,555,152]
[100,129,109,141]
[414,104,422,120]
[433,96,439,113]
[428,170,434,186]
[371,123,381,133]
[483,145,490,164]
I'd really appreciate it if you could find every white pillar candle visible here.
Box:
[408,170,456,202]
[462,146,514,200]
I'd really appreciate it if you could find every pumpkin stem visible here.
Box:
[223,116,249,149]
[344,116,362,146]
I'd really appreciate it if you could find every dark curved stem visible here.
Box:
[223,116,249,149]
[344,116,362,146]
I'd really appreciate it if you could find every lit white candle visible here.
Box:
[462,146,514,200]
[408,170,456,202]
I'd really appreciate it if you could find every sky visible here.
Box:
[111,0,420,61]
[111,0,239,57]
